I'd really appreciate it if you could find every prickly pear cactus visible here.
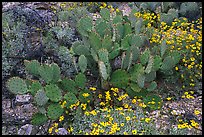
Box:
[24,60,40,77]
[77,16,93,36]
[140,48,150,66]
[75,73,87,89]
[79,89,92,103]
[58,78,77,94]
[38,64,53,84]
[100,8,110,21]
[29,81,42,96]
[96,19,109,38]
[145,55,154,74]
[47,103,64,120]
[50,63,61,83]
[72,44,90,56]
[98,61,108,81]
[152,55,162,71]
[121,49,133,71]
[121,34,132,50]
[98,48,111,77]
[110,69,129,88]
[45,84,62,102]
[147,81,157,92]
[34,89,49,106]
[89,31,102,51]
[64,92,78,109]
[31,113,48,125]
[78,55,87,73]
[6,77,28,94]
[160,56,175,71]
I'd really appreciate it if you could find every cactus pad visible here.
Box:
[75,73,87,89]
[137,73,145,88]
[45,84,62,102]
[78,55,87,73]
[24,60,40,77]
[100,8,110,21]
[7,77,28,94]
[31,113,48,125]
[152,55,162,71]
[77,16,93,36]
[29,81,42,96]
[147,81,157,92]
[58,78,77,94]
[89,31,102,51]
[34,89,49,106]
[145,55,154,74]
[160,56,175,71]
[38,64,53,84]
[72,44,90,56]
[98,61,108,80]
[110,69,129,88]
[160,40,167,57]
[64,92,78,108]
[51,63,61,83]
[121,34,132,50]
[47,103,64,120]
[140,48,150,65]
[79,89,92,103]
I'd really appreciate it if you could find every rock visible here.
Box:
[16,94,32,103]
[18,124,33,135]
[56,128,69,135]
[2,99,11,109]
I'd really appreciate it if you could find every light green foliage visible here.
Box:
[6,77,28,94]
[45,84,62,102]
[78,55,87,73]
[47,103,64,120]
[31,113,48,125]
[72,44,90,56]
[77,16,93,36]
[34,89,49,106]
[95,19,109,38]
[89,32,102,51]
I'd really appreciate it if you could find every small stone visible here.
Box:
[16,94,31,103]
[56,128,69,135]
[18,124,33,135]
[2,99,11,109]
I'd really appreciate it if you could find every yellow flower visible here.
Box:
[55,129,59,132]
[53,123,58,127]
[59,115,64,122]
[48,127,53,134]
[85,111,90,116]
[109,117,114,121]
[82,93,90,98]
[123,103,129,108]
[175,66,179,71]
[81,103,87,110]
[116,8,120,12]
[98,94,103,98]
[132,99,136,104]
[120,123,124,127]
[100,102,105,106]
[194,110,201,115]
[166,97,171,101]
[89,87,96,91]
[100,129,104,133]
[132,129,137,135]
[123,131,128,135]
[126,116,131,121]
[145,118,151,123]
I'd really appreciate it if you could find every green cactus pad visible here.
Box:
[109,43,120,60]
[137,73,145,88]
[90,48,99,62]
[72,44,90,56]
[77,16,93,36]
[145,55,154,74]
[124,23,132,36]
[45,84,62,102]
[38,64,53,84]
[147,81,157,92]
[58,78,77,94]
[134,18,143,34]
[78,55,87,73]
[96,20,109,38]
[47,103,64,120]
[79,89,92,103]
[171,50,181,65]
[29,81,42,96]
[160,40,167,57]
[75,73,87,89]
[121,34,132,50]
[110,69,129,88]
[34,89,49,106]
[31,113,48,125]
[121,49,133,71]
[113,15,122,24]
[115,23,124,41]
[129,64,144,82]
[98,61,108,80]
[140,48,150,65]
[89,31,102,51]
[131,46,140,62]
[152,55,162,71]
[130,82,142,92]
[145,71,156,82]
[38,107,47,114]
[24,60,40,77]
[160,56,175,71]
[98,48,109,65]
[100,8,110,21]
[51,63,61,83]
[7,77,28,95]
[131,34,143,47]
[102,35,112,51]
